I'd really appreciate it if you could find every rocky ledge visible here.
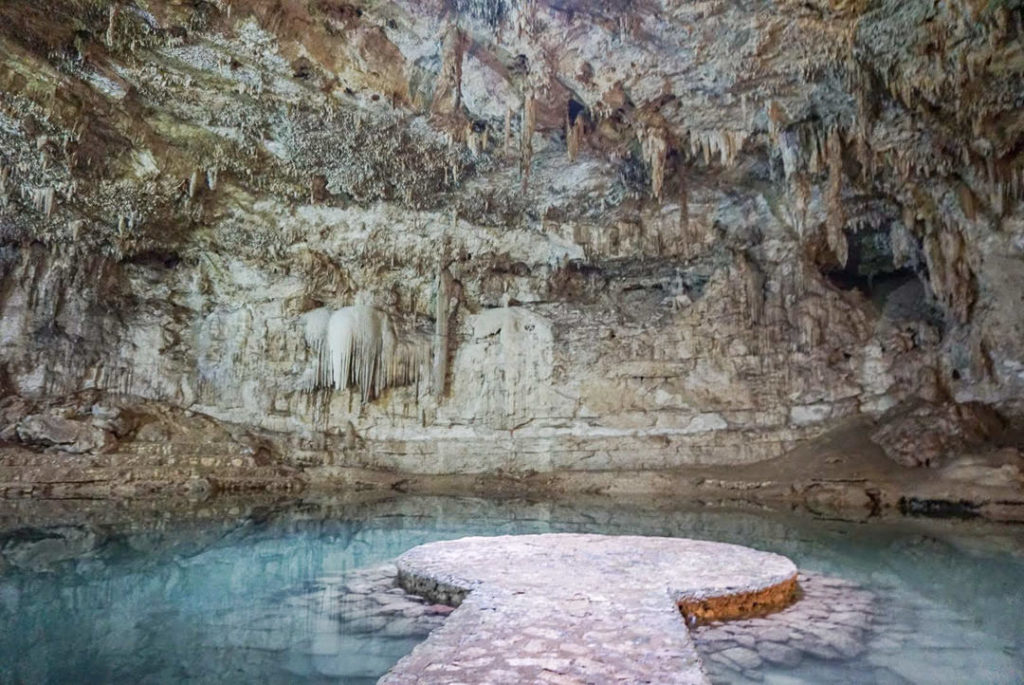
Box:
[379,534,796,683]
[335,562,882,684]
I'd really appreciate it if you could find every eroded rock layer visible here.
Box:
[0,1,1022,497]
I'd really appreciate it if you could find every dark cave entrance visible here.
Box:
[822,227,921,307]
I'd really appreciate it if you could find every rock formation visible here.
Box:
[0,1,1021,509]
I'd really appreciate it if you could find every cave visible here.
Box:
[0,1,1023,683]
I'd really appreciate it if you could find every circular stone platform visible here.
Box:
[380,534,798,684]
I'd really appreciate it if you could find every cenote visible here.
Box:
[1,496,1021,685]
[2,0,1024,682]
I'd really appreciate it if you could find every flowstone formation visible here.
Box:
[382,534,798,684]
[0,1,1021,509]
[302,302,428,403]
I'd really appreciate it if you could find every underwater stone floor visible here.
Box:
[1,496,1021,683]
[322,533,887,684]
[280,559,959,685]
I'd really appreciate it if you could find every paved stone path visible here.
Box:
[379,534,798,684]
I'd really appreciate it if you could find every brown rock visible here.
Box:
[15,414,116,454]
[871,401,1004,468]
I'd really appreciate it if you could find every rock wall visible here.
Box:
[0,0,1021,478]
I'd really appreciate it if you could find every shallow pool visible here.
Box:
[0,495,1021,684]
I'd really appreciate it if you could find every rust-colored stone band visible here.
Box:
[678,573,799,625]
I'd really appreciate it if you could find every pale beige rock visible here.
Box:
[383,534,797,684]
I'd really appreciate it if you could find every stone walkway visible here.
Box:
[379,534,798,684]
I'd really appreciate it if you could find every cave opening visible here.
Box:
[822,226,927,306]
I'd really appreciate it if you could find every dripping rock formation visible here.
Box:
[0,0,1022,517]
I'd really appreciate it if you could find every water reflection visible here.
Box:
[0,495,1022,684]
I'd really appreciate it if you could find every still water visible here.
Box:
[0,495,1022,684]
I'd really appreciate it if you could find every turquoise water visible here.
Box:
[0,496,1022,684]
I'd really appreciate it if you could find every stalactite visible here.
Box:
[448,27,464,109]
[639,127,668,200]
[682,129,747,168]
[791,173,811,238]
[890,220,915,268]
[106,4,120,47]
[302,304,427,403]
[433,27,466,116]
[957,181,977,222]
[30,187,56,217]
[825,130,847,267]
[678,170,689,243]
[970,334,994,381]
[303,307,332,389]
[522,92,536,154]
[566,111,584,162]
[503,105,513,158]
[465,121,486,156]
[521,91,536,187]
[922,224,974,324]
[940,227,973,323]
[188,169,202,199]
[779,129,800,180]
[432,268,453,399]
[767,100,787,145]
[692,129,747,167]
[736,253,765,325]
[515,0,536,38]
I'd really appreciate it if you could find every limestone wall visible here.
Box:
[0,0,1020,477]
